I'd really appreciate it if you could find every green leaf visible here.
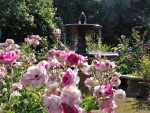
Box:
[31,93,40,99]
[3,110,15,113]
[79,96,98,111]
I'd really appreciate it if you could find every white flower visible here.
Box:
[115,89,126,100]
[10,91,21,97]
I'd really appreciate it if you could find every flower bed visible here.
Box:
[0,35,126,113]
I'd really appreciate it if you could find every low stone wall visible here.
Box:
[120,75,143,92]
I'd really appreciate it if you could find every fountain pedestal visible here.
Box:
[65,24,101,55]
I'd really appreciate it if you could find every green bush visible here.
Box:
[0,0,56,43]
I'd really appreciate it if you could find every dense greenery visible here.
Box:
[1,0,150,46]
[53,0,150,46]
[0,0,56,43]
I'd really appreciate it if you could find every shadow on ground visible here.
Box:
[124,91,150,113]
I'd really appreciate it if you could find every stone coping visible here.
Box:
[88,51,119,57]
[71,51,119,57]
[120,74,143,80]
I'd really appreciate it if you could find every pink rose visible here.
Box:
[110,77,121,87]
[44,94,61,113]
[114,89,126,100]
[12,82,23,90]
[0,51,18,65]
[45,49,57,58]
[37,60,48,69]
[99,98,117,113]
[47,58,59,70]
[61,86,82,105]
[84,77,98,88]
[54,29,61,37]
[62,68,79,87]
[2,88,7,93]
[6,39,15,45]
[93,82,114,99]
[80,62,91,75]
[106,60,116,71]
[61,103,78,113]
[95,62,107,71]
[30,35,41,40]
[0,66,6,79]
[66,52,80,66]
[20,66,47,87]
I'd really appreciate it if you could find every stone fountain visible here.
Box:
[65,12,118,60]
[65,12,118,94]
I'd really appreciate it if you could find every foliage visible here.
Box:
[86,36,111,52]
[112,27,150,77]
[53,0,150,46]
[79,96,99,111]
[0,0,56,43]
[138,55,150,80]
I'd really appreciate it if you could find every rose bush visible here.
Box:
[0,33,125,113]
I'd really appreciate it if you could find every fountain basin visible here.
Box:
[65,24,101,35]
[65,24,102,54]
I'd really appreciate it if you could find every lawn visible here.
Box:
[92,91,150,113]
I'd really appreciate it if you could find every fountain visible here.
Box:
[65,12,118,60]
[65,12,118,94]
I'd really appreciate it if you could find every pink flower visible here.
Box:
[61,86,82,105]
[61,103,78,113]
[94,52,101,60]
[20,66,48,87]
[110,77,121,87]
[12,82,23,90]
[62,68,79,87]
[99,98,117,113]
[84,77,98,88]
[54,29,61,37]
[114,89,126,100]
[44,94,61,113]
[78,107,89,113]
[111,72,121,78]
[95,62,107,72]
[6,39,15,45]
[13,62,23,68]
[107,60,116,71]
[37,60,48,69]
[30,35,41,40]
[66,52,80,66]
[147,43,150,48]
[0,65,6,79]
[80,62,92,75]
[93,82,114,99]
[47,58,59,70]
[2,88,7,93]
[45,49,57,58]
[0,51,18,65]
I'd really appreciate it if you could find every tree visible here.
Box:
[53,0,150,46]
[0,0,56,43]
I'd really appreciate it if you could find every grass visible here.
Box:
[92,91,150,113]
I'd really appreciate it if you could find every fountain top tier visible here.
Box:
[65,24,101,36]
[65,12,102,55]
[65,12,102,36]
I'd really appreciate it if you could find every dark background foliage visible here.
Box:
[0,0,150,46]
[53,0,150,46]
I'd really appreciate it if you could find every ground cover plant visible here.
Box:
[0,29,125,113]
